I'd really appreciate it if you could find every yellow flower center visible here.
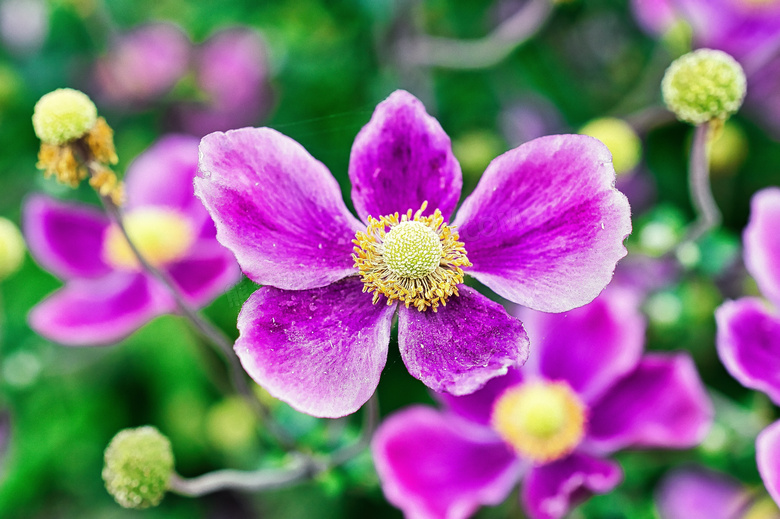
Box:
[104,208,194,270]
[352,202,471,312]
[491,381,586,464]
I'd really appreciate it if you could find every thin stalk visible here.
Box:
[682,122,720,244]
[84,159,294,450]
[398,0,552,69]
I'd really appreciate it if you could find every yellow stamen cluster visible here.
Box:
[33,88,123,205]
[491,381,586,464]
[103,208,195,270]
[353,202,471,312]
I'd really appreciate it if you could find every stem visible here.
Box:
[169,395,380,496]
[397,0,552,69]
[84,160,294,449]
[682,122,720,244]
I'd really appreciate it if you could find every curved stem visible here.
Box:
[682,122,720,244]
[84,160,294,450]
[397,0,552,69]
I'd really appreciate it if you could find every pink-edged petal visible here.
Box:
[519,286,645,404]
[757,420,780,507]
[397,286,529,396]
[585,353,713,453]
[234,277,395,418]
[195,127,364,290]
[23,195,111,280]
[348,90,462,222]
[630,0,677,35]
[453,134,631,313]
[655,466,752,519]
[437,368,524,427]
[744,188,780,308]
[716,298,780,405]
[372,406,521,519]
[165,240,240,308]
[521,452,623,519]
[28,273,171,346]
[124,135,204,215]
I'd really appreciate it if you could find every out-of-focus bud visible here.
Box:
[661,19,693,57]
[578,117,642,175]
[0,217,25,280]
[32,88,97,146]
[662,48,747,125]
[708,120,748,175]
[102,426,174,509]
[452,130,505,180]
[205,396,257,454]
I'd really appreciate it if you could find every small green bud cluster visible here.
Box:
[32,88,98,145]
[102,426,174,509]
[662,49,747,125]
[0,217,25,280]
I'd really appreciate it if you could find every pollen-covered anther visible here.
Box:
[352,201,471,312]
[491,381,586,464]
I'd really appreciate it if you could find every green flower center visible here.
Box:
[382,220,443,279]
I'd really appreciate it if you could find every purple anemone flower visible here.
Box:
[24,135,240,346]
[372,287,713,519]
[716,187,780,507]
[655,466,778,519]
[195,89,631,418]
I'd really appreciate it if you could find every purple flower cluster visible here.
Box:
[24,135,239,346]
[195,89,632,418]
[93,24,271,136]
[372,287,712,519]
[716,188,780,506]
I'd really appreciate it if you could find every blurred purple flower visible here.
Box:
[717,187,780,507]
[630,0,780,135]
[24,135,240,346]
[372,287,713,519]
[0,0,48,54]
[174,28,272,136]
[93,23,190,106]
[195,89,631,418]
[655,466,766,519]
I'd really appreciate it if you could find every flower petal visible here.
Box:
[165,241,240,308]
[348,90,462,222]
[234,277,395,418]
[521,452,622,519]
[453,134,631,312]
[744,187,780,308]
[23,195,111,280]
[196,127,364,290]
[372,406,521,519]
[630,0,677,35]
[585,353,713,453]
[28,273,170,346]
[519,287,645,404]
[655,466,751,519]
[716,298,780,405]
[398,286,529,396]
[757,420,780,507]
[437,368,524,427]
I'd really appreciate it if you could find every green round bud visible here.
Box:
[102,426,174,509]
[662,48,746,125]
[0,217,25,280]
[32,88,97,145]
[578,117,642,175]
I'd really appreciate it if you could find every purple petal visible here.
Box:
[348,90,462,222]
[372,406,521,519]
[437,368,524,427]
[124,135,203,216]
[716,298,780,405]
[757,420,780,507]
[23,195,111,280]
[453,135,631,313]
[519,287,645,404]
[585,353,713,453]
[28,273,171,346]
[630,0,677,35]
[234,277,395,418]
[521,452,622,519]
[165,241,240,308]
[744,188,780,308]
[655,466,752,519]
[196,127,364,290]
[397,286,529,395]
